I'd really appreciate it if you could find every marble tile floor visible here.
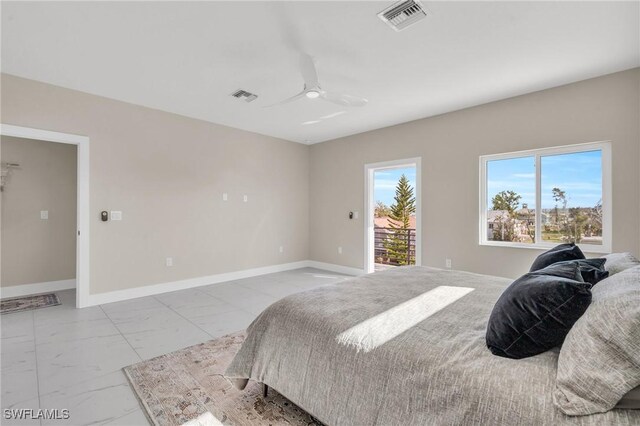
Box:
[0,268,349,425]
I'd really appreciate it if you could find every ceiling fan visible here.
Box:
[267,53,368,108]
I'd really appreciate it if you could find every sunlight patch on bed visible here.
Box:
[336,286,475,353]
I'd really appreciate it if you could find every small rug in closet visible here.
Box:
[123,331,322,426]
[0,293,60,314]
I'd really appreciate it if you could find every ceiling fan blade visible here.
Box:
[320,91,368,107]
[300,53,319,89]
[264,91,306,107]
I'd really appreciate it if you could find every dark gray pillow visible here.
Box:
[486,262,592,359]
[553,259,608,285]
[530,243,585,272]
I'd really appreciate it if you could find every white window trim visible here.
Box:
[479,141,612,254]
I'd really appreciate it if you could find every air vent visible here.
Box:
[231,89,258,103]
[378,0,427,32]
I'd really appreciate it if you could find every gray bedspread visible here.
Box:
[224,266,640,425]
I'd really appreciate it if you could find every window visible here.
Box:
[480,142,611,253]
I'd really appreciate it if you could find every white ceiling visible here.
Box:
[2,1,639,144]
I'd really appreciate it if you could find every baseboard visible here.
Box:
[0,279,76,299]
[306,261,366,276]
[87,261,312,306]
[83,260,365,307]
[0,262,362,305]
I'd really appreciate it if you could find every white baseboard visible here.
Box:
[0,262,364,306]
[87,261,312,306]
[306,261,366,276]
[0,279,76,299]
[77,260,365,308]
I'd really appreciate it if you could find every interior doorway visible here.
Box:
[364,158,421,274]
[0,125,89,308]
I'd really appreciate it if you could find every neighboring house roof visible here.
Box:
[375,216,417,229]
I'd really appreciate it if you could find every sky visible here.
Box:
[487,150,602,210]
[374,167,417,206]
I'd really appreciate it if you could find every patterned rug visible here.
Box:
[124,331,323,426]
[0,293,60,314]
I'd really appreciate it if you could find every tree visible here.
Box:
[491,213,518,242]
[490,190,521,242]
[567,208,588,243]
[552,187,567,224]
[587,199,603,238]
[384,175,416,265]
[374,201,391,218]
[552,187,579,241]
[523,206,536,243]
[491,190,521,214]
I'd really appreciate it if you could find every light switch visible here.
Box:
[40,210,48,220]
[243,195,248,203]
[222,193,228,201]
[354,211,359,219]
[111,211,122,221]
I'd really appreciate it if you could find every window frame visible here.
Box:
[479,141,612,253]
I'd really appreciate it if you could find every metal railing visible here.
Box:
[374,227,416,266]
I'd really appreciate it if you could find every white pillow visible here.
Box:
[603,252,640,275]
[554,265,640,415]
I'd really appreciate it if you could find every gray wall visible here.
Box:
[1,136,77,286]
[1,74,310,295]
[309,68,640,278]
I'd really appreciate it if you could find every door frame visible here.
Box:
[1,124,90,308]
[364,157,422,274]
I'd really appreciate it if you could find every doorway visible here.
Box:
[0,125,89,308]
[364,158,421,274]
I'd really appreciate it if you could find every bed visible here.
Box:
[224,266,640,425]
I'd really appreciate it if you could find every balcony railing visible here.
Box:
[374,227,416,266]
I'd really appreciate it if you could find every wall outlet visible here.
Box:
[111,211,122,221]
[338,246,343,255]
[279,246,284,253]
[166,257,173,267]
[446,258,452,269]
[222,193,228,201]
[40,210,49,220]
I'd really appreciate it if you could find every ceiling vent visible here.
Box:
[378,0,427,32]
[231,89,258,103]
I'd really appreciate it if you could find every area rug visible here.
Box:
[0,293,60,314]
[123,331,323,426]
